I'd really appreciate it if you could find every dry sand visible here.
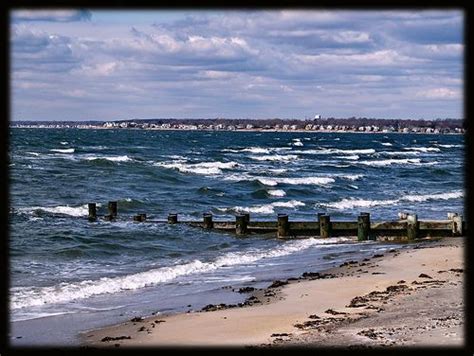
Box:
[82,237,464,348]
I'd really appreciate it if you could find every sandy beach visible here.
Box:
[81,237,464,348]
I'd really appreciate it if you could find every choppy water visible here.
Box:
[9,128,464,345]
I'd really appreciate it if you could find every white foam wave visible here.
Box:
[267,189,286,197]
[319,190,463,210]
[337,174,364,181]
[292,141,304,146]
[50,148,75,153]
[249,155,298,162]
[380,142,393,146]
[60,141,68,145]
[403,147,441,152]
[381,151,421,156]
[435,144,463,148]
[220,200,305,214]
[337,155,359,160]
[358,158,421,167]
[18,204,96,217]
[11,237,351,309]
[84,155,132,162]
[293,148,375,155]
[320,198,399,210]
[268,168,288,174]
[257,178,278,186]
[156,161,238,175]
[278,177,335,185]
[404,191,464,202]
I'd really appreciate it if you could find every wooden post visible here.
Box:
[320,214,330,238]
[133,213,147,222]
[243,213,250,224]
[168,213,178,224]
[358,212,370,241]
[88,203,97,221]
[451,214,463,236]
[407,214,419,240]
[108,201,117,218]
[235,214,248,235]
[277,214,289,238]
[317,212,325,222]
[203,213,213,229]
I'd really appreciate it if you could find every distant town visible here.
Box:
[10,117,466,134]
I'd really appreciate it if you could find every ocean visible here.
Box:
[8,128,464,345]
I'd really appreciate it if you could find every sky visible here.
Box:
[10,9,464,121]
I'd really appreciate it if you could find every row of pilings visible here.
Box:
[86,201,465,241]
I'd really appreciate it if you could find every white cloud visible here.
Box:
[12,10,91,22]
[416,88,460,99]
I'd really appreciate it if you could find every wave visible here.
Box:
[267,189,286,197]
[249,155,298,162]
[257,178,278,186]
[10,237,351,309]
[218,200,305,215]
[60,141,68,145]
[222,147,291,154]
[256,176,335,187]
[358,158,421,167]
[156,161,239,175]
[335,174,364,181]
[84,155,132,162]
[380,151,421,156]
[17,203,100,217]
[380,142,393,146]
[50,148,75,153]
[404,191,464,202]
[293,148,375,155]
[336,155,359,160]
[319,190,463,210]
[403,147,441,152]
[268,168,288,174]
[320,197,399,210]
[434,144,463,148]
[278,177,335,185]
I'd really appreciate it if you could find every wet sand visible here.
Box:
[81,237,464,348]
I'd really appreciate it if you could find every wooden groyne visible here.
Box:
[87,201,466,241]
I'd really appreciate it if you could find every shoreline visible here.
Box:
[10,126,464,135]
[81,236,464,348]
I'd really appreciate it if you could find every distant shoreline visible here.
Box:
[9,126,464,135]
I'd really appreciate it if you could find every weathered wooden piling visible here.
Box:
[168,213,178,224]
[407,214,419,240]
[133,213,146,222]
[277,214,290,238]
[451,213,463,236]
[320,214,331,238]
[108,201,117,218]
[357,212,370,241]
[317,212,325,222]
[243,213,250,224]
[203,213,213,229]
[235,214,248,235]
[88,203,97,221]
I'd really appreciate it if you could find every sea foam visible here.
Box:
[50,148,75,153]
[10,237,351,309]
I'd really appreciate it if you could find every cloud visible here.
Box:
[11,10,91,22]
[416,88,460,99]
[10,10,464,120]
